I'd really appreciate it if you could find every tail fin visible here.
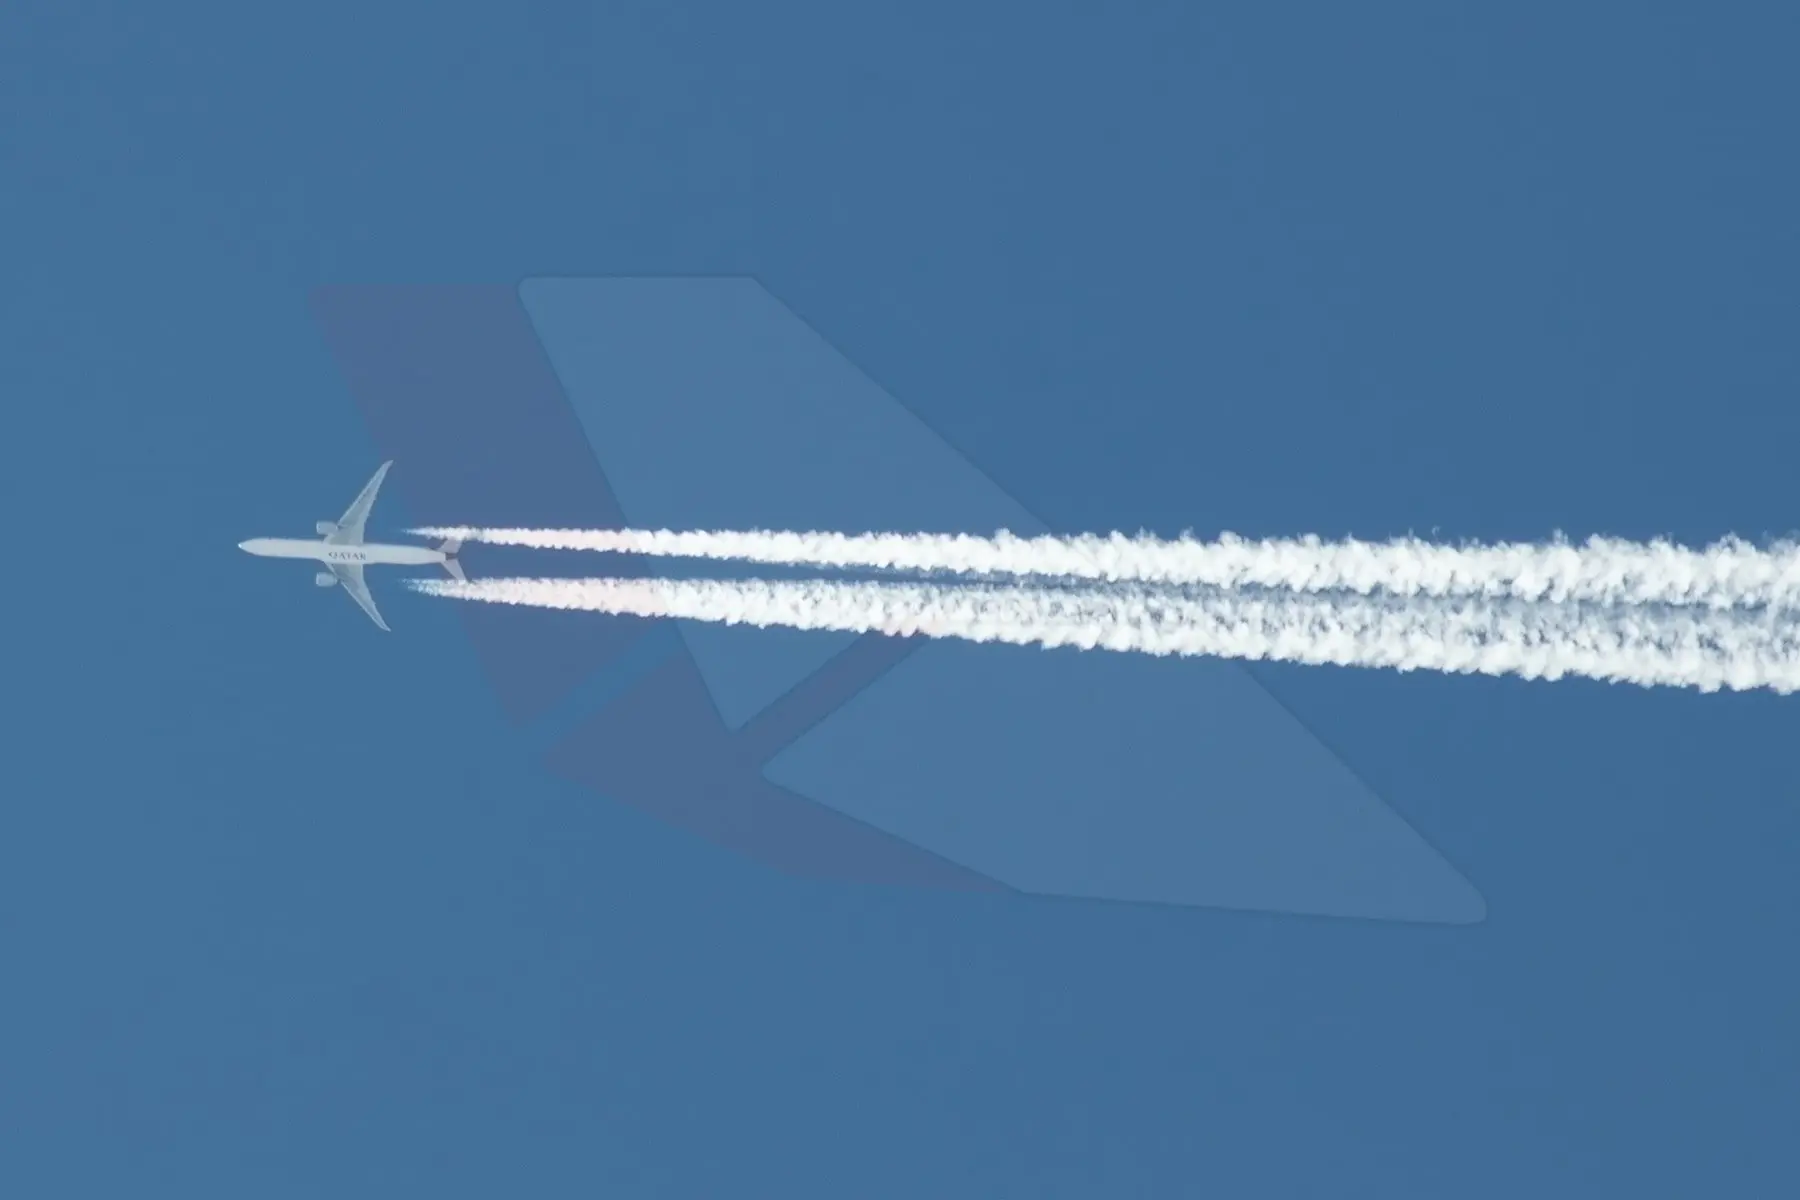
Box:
[437,539,466,582]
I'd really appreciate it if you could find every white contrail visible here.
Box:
[406,575,1800,694]
[408,525,1800,611]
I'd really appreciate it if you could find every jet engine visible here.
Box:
[316,520,339,535]
[315,571,337,587]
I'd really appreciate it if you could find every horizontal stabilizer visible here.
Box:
[438,538,466,582]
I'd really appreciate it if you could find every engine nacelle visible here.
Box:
[315,571,338,588]
[316,520,339,535]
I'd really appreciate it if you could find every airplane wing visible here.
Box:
[330,562,391,631]
[326,459,393,545]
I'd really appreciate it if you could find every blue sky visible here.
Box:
[3,3,1798,1196]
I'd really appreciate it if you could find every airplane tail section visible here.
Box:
[438,538,466,582]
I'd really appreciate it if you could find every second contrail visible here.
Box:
[406,575,1800,694]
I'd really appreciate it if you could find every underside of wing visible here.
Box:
[326,460,393,545]
[330,562,390,631]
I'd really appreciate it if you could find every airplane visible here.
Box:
[237,460,464,631]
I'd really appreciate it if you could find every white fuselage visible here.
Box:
[237,537,449,568]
